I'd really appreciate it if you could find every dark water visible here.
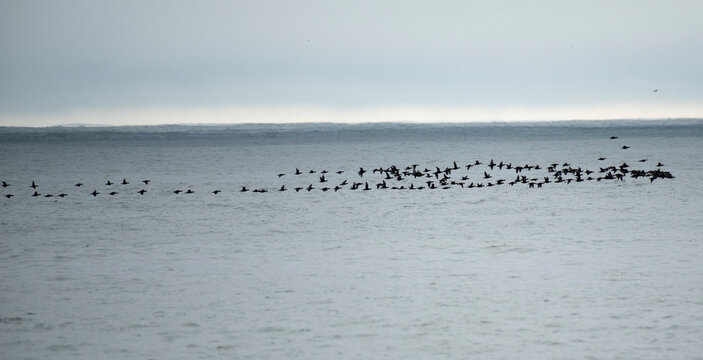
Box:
[1,120,702,359]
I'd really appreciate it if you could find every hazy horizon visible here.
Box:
[2,1,702,126]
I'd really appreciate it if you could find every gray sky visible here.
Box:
[1,0,702,125]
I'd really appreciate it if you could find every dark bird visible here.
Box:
[598,157,606,161]
[122,178,129,185]
[306,184,314,191]
[319,175,327,183]
[1,181,9,188]
[622,146,630,149]
[30,181,37,189]
[295,168,302,175]
[656,162,665,167]
[336,170,344,174]
[138,189,147,195]
[32,191,40,197]
[653,89,659,93]
[173,190,182,194]
[44,194,53,198]
[105,180,113,185]
[278,185,286,192]
[213,190,222,194]
[58,193,67,197]
[75,183,83,187]
[185,189,194,194]
[4,194,13,198]
[142,180,151,185]
[638,159,647,162]
[109,191,118,196]
[91,190,99,197]
[241,186,249,192]
[358,167,367,177]
[277,173,285,178]
[483,171,492,179]
[610,136,618,139]
[294,187,303,192]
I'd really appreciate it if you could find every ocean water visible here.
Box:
[1,120,702,359]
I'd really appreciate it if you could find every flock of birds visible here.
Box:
[1,136,675,199]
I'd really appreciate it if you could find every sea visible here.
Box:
[1,120,702,359]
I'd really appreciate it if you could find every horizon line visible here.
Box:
[2,103,703,127]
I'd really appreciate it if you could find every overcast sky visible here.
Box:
[1,0,702,126]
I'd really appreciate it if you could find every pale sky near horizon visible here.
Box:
[1,0,702,126]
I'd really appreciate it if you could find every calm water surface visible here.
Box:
[1,121,702,359]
